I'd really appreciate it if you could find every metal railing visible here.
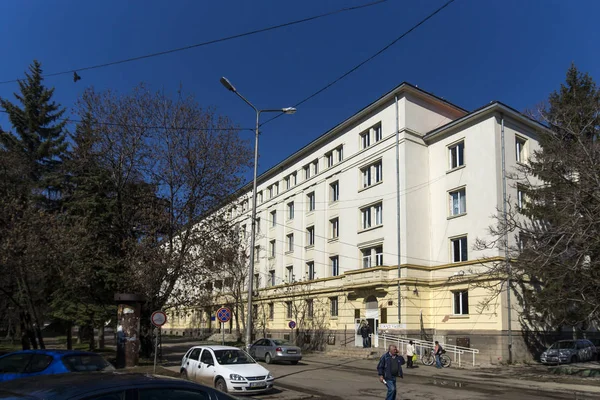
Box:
[379,333,480,367]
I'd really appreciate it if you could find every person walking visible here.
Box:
[360,321,370,348]
[434,341,443,369]
[377,345,405,400]
[406,340,415,368]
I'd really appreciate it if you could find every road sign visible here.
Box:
[289,320,296,329]
[216,307,232,323]
[151,311,167,327]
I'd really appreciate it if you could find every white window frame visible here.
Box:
[449,188,467,216]
[326,151,334,168]
[448,140,465,170]
[307,192,316,212]
[307,299,314,318]
[284,176,290,190]
[286,301,292,318]
[269,240,276,258]
[286,265,294,283]
[360,131,370,149]
[516,136,527,163]
[254,246,260,262]
[331,255,339,276]
[360,202,382,230]
[330,217,339,239]
[257,191,263,204]
[307,261,315,280]
[373,124,382,142]
[270,210,277,227]
[269,270,276,287]
[517,186,527,210]
[304,165,311,180]
[287,201,295,220]
[307,226,315,246]
[286,233,294,252]
[451,236,468,262]
[330,297,338,317]
[255,217,261,233]
[269,302,274,319]
[330,181,339,202]
[337,146,344,162]
[361,160,382,189]
[361,207,372,230]
[453,290,469,315]
[312,160,319,176]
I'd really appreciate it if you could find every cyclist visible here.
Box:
[434,341,443,369]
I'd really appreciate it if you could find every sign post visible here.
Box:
[288,320,296,344]
[216,307,232,346]
[151,311,167,373]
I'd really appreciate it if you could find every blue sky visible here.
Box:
[1,0,599,181]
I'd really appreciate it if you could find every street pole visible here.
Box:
[220,77,296,347]
[153,327,159,374]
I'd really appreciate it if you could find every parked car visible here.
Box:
[0,349,114,382]
[589,338,600,360]
[540,339,597,365]
[0,371,237,399]
[248,338,302,364]
[180,345,274,395]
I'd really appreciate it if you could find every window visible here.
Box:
[453,291,469,315]
[373,124,382,142]
[286,301,292,318]
[269,303,274,320]
[139,389,208,400]
[517,186,527,210]
[331,256,339,276]
[240,224,246,240]
[326,151,334,168]
[449,188,466,216]
[242,200,249,212]
[273,183,279,196]
[257,191,263,204]
[307,299,314,318]
[516,136,527,163]
[284,173,296,189]
[269,240,276,258]
[360,131,370,149]
[360,202,382,230]
[286,233,294,252]
[200,349,215,365]
[312,160,319,176]
[286,266,294,283]
[284,175,291,190]
[303,165,311,180]
[337,146,344,162]
[330,181,339,202]
[330,218,339,239]
[380,307,388,323]
[256,217,261,233]
[270,210,277,227]
[268,185,273,199]
[451,236,468,262]
[253,273,260,290]
[307,261,315,280]
[330,297,339,317]
[362,245,383,268]
[269,270,276,286]
[287,202,295,220]
[449,141,465,169]
[307,192,315,212]
[307,226,315,246]
[361,161,382,188]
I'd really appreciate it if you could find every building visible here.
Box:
[164,82,543,364]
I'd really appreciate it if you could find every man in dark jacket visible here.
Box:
[360,322,371,348]
[377,345,405,400]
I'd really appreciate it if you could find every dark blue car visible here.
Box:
[0,349,114,382]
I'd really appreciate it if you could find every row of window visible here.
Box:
[446,134,527,172]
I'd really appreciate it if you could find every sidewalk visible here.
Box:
[308,354,600,397]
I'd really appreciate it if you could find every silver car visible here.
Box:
[248,339,302,364]
[540,339,597,364]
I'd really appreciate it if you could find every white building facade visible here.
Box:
[166,83,542,364]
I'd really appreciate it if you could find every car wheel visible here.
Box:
[215,377,228,393]
[180,369,188,380]
[571,355,578,364]
[265,353,272,364]
[291,360,299,365]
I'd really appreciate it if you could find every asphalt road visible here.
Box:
[160,341,597,400]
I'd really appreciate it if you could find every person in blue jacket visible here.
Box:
[377,345,405,400]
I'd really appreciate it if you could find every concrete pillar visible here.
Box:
[114,294,144,368]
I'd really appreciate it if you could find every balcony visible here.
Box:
[343,267,390,290]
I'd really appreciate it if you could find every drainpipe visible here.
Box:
[395,94,402,324]
[500,114,513,363]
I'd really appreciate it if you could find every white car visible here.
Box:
[180,345,274,395]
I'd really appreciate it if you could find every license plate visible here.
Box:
[249,382,266,388]
[287,350,297,354]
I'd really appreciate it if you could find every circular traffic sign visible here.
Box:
[151,311,167,327]
[217,307,231,323]
[288,320,296,329]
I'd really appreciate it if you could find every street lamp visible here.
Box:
[220,77,296,347]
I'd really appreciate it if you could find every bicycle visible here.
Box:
[420,349,451,368]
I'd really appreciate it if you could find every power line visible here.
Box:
[0,0,390,85]
[261,0,457,127]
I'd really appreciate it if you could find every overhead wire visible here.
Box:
[0,0,391,85]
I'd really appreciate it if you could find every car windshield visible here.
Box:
[62,354,115,372]
[550,341,576,350]
[272,340,290,346]
[213,350,255,365]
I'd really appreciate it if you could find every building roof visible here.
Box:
[235,82,467,195]
[423,101,550,142]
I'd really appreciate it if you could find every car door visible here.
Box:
[250,340,263,360]
[256,339,269,360]
[197,349,217,387]
[263,340,275,358]
[183,348,201,381]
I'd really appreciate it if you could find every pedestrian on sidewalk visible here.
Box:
[406,340,415,368]
[377,345,405,400]
[434,341,443,369]
[359,321,371,348]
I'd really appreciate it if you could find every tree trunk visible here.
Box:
[98,324,105,350]
[66,322,73,350]
[77,326,82,345]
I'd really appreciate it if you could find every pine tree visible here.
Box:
[0,60,67,203]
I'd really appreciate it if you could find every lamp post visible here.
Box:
[220,77,296,347]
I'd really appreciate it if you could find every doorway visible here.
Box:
[366,296,379,348]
